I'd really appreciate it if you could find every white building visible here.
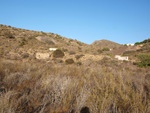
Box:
[115,55,128,61]
[126,44,134,46]
[49,48,57,51]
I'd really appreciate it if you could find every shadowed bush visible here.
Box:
[65,58,74,64]
[53,49,65,58]
[80,107,90,113]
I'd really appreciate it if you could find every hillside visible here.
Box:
[0,24,88,54]
[0,25,150,113]
[91,39,121,49]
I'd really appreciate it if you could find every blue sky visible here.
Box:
[0,0,150,44]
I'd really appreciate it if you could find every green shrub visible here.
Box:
[135,42,141,45]
[53,49,64,58]
[55,34,62,39]
[97,49,103,54]
[135,38,150,45]
[107,54,112,57]
[19,38,27,46]
[76,61,82,66]
[136,53,150,67]
[65,58,74,64]
[102,48,110,51]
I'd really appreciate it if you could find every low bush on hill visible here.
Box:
[69,51,76,55]
[136,53,150,67]
[53,49,64,58]
[97,49,103,54]
[76,61,82,66]
[75,54,84,60]
[102,47,110,51]
[22,53,29,58]
[0,30,15,39]
[65,58,74,64]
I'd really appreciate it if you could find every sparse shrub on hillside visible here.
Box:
[136,53,150,67]
[53,49,64,58]
[97,49,103,54]
[107,53,112,57]
[123,50,136,56]
[22,53,29,58]
[97,57,110,65]
[1,30,15,39]
[62,48,68,52]
[41,31,47,35]
[144,74,150,97]
[65,58,74,64]
[69,39,73,43]
[76,61,82,66]
[102,47,110,51]
[28,34,39,39]
[55,34,62,39]
[77,41,82,46]
[46,40,55,45]
[75,54,84,60]
[19,38,27,46]
[78,47,82,50]
[69,51,76,55]
[53,58,64,63]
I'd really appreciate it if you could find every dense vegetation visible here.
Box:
[136,53,150,67]
[135,38,150,45]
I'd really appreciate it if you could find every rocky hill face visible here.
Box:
[91,39,121,49]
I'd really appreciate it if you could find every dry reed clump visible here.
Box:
[0,59,150,113]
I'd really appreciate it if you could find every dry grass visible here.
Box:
[0,58,150,113]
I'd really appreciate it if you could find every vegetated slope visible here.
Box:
[0,24,150,113]
[0,24,107,64]
[122,39,150,67]
[0,24,89,58]
[91,39,121,49]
